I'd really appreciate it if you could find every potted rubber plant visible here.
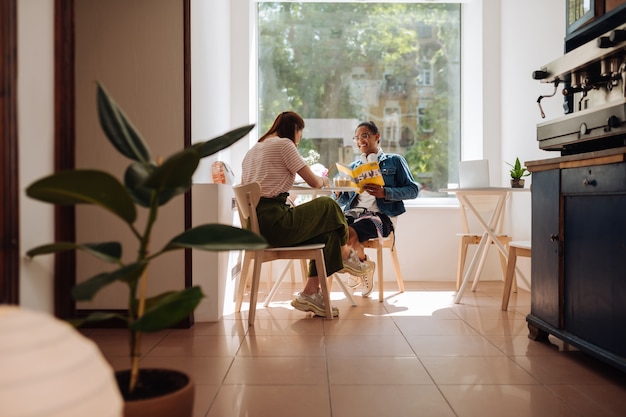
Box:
[507,157,530,188]
[25,82,267,417]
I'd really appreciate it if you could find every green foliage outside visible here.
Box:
[258,2,461,192]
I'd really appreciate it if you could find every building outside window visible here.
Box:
[257,2,461,194]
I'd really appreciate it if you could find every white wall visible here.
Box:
[500,0,565,247]
[18,0,56,312]
[18,1,568,313]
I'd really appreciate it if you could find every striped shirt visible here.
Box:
[242,136,307,198]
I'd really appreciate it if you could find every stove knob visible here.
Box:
[580,123,588,135]
[605,115,620,131]
[532,70,549,80]
[610,29,626,44]
[598,36,613,48]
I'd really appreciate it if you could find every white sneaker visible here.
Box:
[291,290,339,317]
[338,249,373,276]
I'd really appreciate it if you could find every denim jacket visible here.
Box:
[335,150,419,217]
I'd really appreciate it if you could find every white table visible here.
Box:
[290,184,357,196]
[441,187,530,303]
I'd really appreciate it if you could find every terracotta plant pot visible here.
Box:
[116,369,194,417]
[511,178,525,188]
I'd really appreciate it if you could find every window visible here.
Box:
[257,2,461,195]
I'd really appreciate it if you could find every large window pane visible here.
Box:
[258,2,460,195]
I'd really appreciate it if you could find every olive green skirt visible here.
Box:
[256,194,349,277]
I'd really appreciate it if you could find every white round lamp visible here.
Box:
[0,306,123,417]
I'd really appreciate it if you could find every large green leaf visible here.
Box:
[131,287,204,332]
[72,261,148,301]
[26,170,137,224]
[97,82,151,163]
[124,162,154,207]
[163,224,267,252]
[124,162,182,207]
[190,124,255,158]
[142,148,199,192]
[26,241,122,263]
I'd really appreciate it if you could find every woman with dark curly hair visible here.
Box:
[335,121,420,296]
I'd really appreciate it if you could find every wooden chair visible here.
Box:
[501,240,531,311]
[456,194,511,291]
[233,182,333,325]
[361,231,405,302]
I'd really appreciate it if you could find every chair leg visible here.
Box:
[300,259,308,284]
[235,252,253,313]
[501,246,518,311]
[456,238,469,291]
[289,260,296,284]
[470,237,491,292]
[248,253,264,326]
[314,251,333,319]
[390,244,404,293]
[377,245,384,302]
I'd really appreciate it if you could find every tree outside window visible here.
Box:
[258,2,460,194]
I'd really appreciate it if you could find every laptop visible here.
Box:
[459,159,490,188]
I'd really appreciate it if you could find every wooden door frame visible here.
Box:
[1,0,19,305]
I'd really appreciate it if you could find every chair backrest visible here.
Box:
[233,182,262,235]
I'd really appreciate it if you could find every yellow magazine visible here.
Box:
[336,161,384,193]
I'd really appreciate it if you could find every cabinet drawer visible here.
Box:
[561,162,626,194]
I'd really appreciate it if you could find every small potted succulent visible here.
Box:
[507,157,530,188]
[25,82,268,416]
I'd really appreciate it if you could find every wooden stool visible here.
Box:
[456,234,512,291]
[362,231,404,302]
[501,240,531,311]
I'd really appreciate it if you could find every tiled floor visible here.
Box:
[85,280,626,417]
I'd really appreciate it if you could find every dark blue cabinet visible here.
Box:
[527,150,626,372]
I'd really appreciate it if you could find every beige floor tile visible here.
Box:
[225,356,328,385]
[485,335,567,356]
[421,356,537,384]
[247,317,325,335]
[192,384,220,417]
[512,353,626,385]
[238,334,326,356]
[138,356,234,385]
[146,334,244,357]
[452,305,527,321]
[88,330,168,358]
[407,334,505,356]
[462,317,530,336]
[440,384,579,417]
[170,320,248,337]
[331,385,456,417]
[207,385,331,417]
[328,356,433,385]
[323,316,401,335]
[546,384,626,417]
[325,334,415,357]
[393,316,480,336]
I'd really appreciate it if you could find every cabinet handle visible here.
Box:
[550,234,559,242]
[582,178,597,186]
